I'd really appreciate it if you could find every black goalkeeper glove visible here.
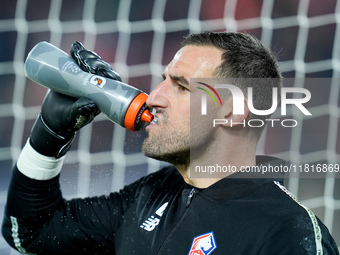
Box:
[30,41,121,158]
[70,41,122,81]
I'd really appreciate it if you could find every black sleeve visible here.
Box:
[1,165,145,255]
[259,215,339,255]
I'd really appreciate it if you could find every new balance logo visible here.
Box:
[140,202,168,232]
[140,216,160,232]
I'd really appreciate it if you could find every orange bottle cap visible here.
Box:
[124,93,152,131]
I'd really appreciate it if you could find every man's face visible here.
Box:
[142,45,223,165]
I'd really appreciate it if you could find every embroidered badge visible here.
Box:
[188,231,217,255]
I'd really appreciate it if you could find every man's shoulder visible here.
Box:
[237,180,339,253]
[244,180,318,219]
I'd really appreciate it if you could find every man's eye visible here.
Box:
[178,84,189,92]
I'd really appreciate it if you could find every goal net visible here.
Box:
[0,0,339,253]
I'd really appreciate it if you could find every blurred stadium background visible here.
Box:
[0,0,339,254]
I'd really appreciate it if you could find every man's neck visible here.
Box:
[175,137,257,189]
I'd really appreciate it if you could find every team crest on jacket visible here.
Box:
[188,231,217,255]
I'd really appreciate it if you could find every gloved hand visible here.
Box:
[70,41,122,81]
[29,41,121,158]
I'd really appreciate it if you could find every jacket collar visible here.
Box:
[198,156,286,201]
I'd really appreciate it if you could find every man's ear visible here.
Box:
[218,97,250,127]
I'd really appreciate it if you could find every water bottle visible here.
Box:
[24,41,157,131]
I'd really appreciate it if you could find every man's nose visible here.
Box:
[146,81,169,109]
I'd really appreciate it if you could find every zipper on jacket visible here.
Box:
[186,188,196,207]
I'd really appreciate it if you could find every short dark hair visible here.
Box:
[181,31,283,140]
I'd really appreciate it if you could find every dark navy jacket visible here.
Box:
[2,156,339,254]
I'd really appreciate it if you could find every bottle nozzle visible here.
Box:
[141,109,158,125]
[141,109,154,123]
[150,116,158,125]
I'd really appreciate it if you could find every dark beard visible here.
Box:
[142,126,189,165]
[142,142,190,165]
